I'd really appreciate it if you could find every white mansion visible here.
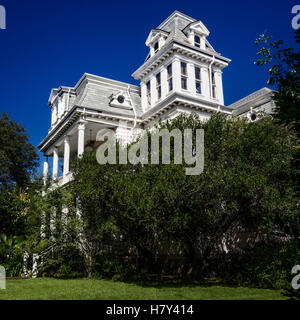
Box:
[38,11,275,185]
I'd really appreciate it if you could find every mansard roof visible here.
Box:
[157,10,196,32]
[73,74,142,117]
[156,11,194,45]
[135,11,228,80]
[229,88,274,116]
[164,26,190,45]
[157,10,210,39]
[48,73,142,116]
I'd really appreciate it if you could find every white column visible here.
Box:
[50,207,56,242]
[23,252,29,278]
[158,37,165,50]
[40,211,46,240]
[187,62,196,94]
[43,158,48,184]
[172,58,181,92]
[200,36,206,50]
[150,75,157,106]
[150,46,155,57]
[215,70,224,105]
[140,81,147,112]
[76,197,83,242]
[63,136,70,182]
[52,147,58,179]
[161,66,168,99]
[32,254,39,278]
[202,66,210,99]
[187,30,194,44]
[61,205,69,239]
[78,122,86,158]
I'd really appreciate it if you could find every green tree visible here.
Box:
[255,29,300,238]
[0,112,39,190]
[255,28,300,133]
[0,112,39,237]
[70,113,298,279]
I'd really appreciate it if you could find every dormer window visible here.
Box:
[117,95,125,104]
[154,42,159,53]
[194,35,200,48]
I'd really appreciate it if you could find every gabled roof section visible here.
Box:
[183,20,210,37]
[48,86,75,106]
[145,29,169,46]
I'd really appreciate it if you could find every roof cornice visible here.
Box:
[74,73,140,93]
[132,40,230,81]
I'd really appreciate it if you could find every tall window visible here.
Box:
[194,35,200,48]
[156,73,161,100]
[195,66,202,94]
[154,42,159,53]
[146,81,151,106]
[167,64,173,92]
[181,62,187,90]
[211,70,216,98]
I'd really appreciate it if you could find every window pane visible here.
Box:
[157,87,161,98]
[196,81,201,94]
[156,73,161,85]
[181,62,187,75]
[195,67,200,80]
[154,42,159,52]
[194,35,200,48]
[168,79,173,92]
[212,86,216,98]
[211,71,215,84]
[181,77,187,90]
[167,64,172,77]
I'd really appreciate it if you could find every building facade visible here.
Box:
[38,11,275,187]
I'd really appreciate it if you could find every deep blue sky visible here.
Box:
[0,0,298,170]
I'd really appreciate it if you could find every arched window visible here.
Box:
[194,35,200,48]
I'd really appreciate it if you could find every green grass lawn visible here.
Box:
[0,278,287,300]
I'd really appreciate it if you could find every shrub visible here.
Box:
[40,244,85,279]
[222,240,300,289]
